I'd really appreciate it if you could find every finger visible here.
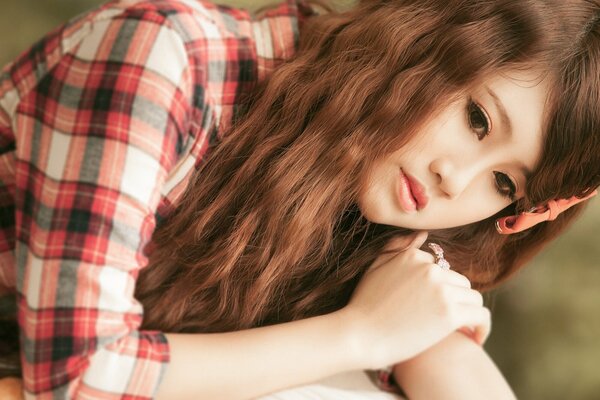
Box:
[369,232,430,271]
[457,326,477,343]
[444,285,484,307]
[405,230,429,250]
[455,304,491,346]
[441,270,472,288]
[383,231,428,253]
[474,318,492,346]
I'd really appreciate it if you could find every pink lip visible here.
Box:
[398,169,429,212]
[405,171,429,210]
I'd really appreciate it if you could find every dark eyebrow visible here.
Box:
[484,85,533,183]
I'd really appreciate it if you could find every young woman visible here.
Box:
[0,0,598,398]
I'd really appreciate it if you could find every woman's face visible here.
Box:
[358,70,550,230]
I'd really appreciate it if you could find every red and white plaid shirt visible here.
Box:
[0,0,318,397]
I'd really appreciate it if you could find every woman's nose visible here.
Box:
[429,157,475,200]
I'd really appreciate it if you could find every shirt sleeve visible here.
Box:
[12,7,209,399]
[373,367,407,397]
[0,65,17,290]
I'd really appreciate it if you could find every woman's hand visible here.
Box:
[341,231,491,369]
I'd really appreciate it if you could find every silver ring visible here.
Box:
[427,242,451,270]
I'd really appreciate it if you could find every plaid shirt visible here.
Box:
[0,0,316,398]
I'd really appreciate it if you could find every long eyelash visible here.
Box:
[467,97,491,139]
[494,171,517,202]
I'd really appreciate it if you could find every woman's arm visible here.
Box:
[156,310,362,400]
[392,331,517,400]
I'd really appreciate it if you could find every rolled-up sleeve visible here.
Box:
[10,7,206,399]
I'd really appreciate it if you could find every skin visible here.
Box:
[358,69,550,230]
[0,378,23,400]
[393,331,517,399]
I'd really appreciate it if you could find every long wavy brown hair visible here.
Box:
[133,0,600,334]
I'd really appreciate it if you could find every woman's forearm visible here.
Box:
[156,310,363,400]
[392,331,517,400]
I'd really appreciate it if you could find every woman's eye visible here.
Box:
[467,99,491,140]
[493,171,517,201]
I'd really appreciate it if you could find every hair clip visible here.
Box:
[495,189,598,234]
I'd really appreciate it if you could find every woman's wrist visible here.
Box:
[331,307,372,369]
[333,306,407,371]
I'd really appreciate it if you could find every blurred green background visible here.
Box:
[1,1,598,399]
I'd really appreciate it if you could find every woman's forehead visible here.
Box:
[480,69,550,138]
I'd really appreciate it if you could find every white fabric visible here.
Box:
[256,370,405,400]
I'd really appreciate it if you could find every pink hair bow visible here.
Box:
[495,189,598,234]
